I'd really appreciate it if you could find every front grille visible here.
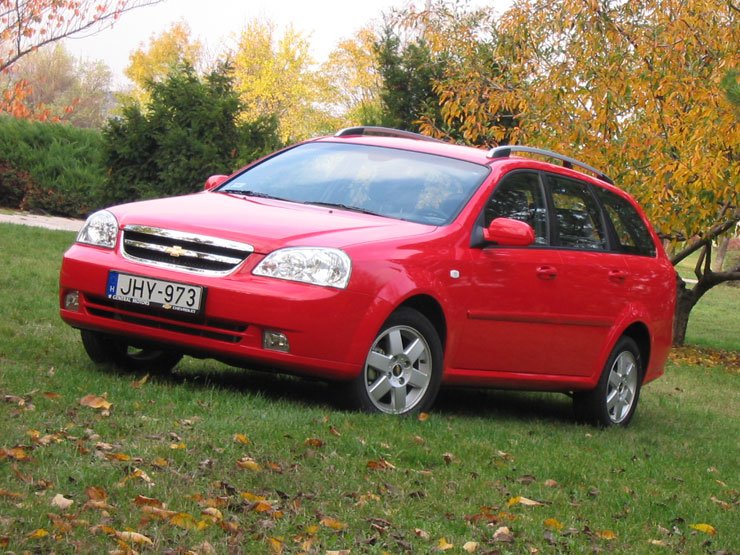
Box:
[85,295,248,343]
[122,225,253,275]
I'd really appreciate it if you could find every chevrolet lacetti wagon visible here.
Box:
[60,127,676,426]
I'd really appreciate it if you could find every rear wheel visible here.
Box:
[344,307,443,415]
[574,336,642,427]
[81,330,183,373]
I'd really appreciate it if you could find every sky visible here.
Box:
[63,0,511,88]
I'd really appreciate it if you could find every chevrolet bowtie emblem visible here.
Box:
[165,245,186,257]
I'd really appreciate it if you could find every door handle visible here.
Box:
[609,269,628,283]
[536,265,558,280]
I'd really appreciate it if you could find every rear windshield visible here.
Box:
[218,142,490,225]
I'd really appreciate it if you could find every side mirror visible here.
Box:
[483,217,535,247]
[204,175,228,191]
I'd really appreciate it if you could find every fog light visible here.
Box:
[64,291,80,311]
[263,330,290,352]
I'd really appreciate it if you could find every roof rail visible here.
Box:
[487,145,613,184]
[334,126,444,143]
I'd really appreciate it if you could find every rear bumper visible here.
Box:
[59,244,390,380]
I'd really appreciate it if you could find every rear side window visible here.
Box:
[548,175,608,250]
[595,188,656,257]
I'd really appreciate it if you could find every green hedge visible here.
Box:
[0,116,105,218]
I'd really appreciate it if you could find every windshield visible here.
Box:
[218,142,490,225]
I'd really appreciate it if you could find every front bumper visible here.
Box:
[59,244,389,380]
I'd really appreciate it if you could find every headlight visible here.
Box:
[76,210,119,249]
[253,247,351,289]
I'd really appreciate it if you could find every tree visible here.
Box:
[1,43,113,127]
[322,27,384,126]
[103,63,280,205]
[124,21,202,104]
[422,0,738,345]
[231,19,337,142]
[1,0,161,119]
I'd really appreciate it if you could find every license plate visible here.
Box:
[106,272,204,315]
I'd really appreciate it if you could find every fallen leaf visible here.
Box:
[304,437,325,448]
[415,528,430,540]
[597,530,617,540]
[320,516,347,530]
[131,374,149,389]
[27,528,49,539]
[267,536,284,554]
[493,526,514,543]
[133,495,163,507]
[544,479,559,488]
[508,496,544,507]
[418,412,430,421]
[649,539,669,546]
[437,537,454,550]
[0,489,23,500]
[329,425,341,437]
[236,456,261,471]
[201,507,223,522]
[105,452,131,462]
[689,523,716,535]
[42,391,61,399]
[233,433,250,445]
[170,512,199,529]
[51,494,74,510]
[443,452,454,465]
[710,496,732,510]
[463,540,479,552]
[544,518,563,530]
[367,458,396,470]
[85,486,107,501]
[79,394,112,410]
[152,457,169,468]
[169,442,186,450]
[116,530,153,545]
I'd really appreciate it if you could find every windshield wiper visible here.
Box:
[220,189,286,201]
[305,201,382,217]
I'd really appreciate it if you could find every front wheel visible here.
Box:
[81,330,183,374]
[573,336,642,427]
[344,307,443,415]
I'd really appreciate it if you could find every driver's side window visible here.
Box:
[485,172,548,245]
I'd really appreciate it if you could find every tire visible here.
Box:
[344,307,443,415]
[81,330,183,374]
[573,336,642,427]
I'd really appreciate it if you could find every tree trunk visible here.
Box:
[673,278,696,346]
[712,237,730,271]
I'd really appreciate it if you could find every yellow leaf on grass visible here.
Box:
[367,458,396,470]
[320,517,348,530]
[115,530,154,545]
[544,518,564,530]
[507,496,543,507]
[201,507,223,522]
[152,457,169,468]
[241,491,267,502]
[267,536,284,554]
[27,528,49,539]
[236,457,261,471]
[690,523,717,535]
[169,442,186,450]
[438,536,454,550]
[105,452,131,462]
[79,394,112,410]
[233,433,250,445]
[140,505,177,521]
[597,530,617,540]
[463,540,479,552]
[169,512,198,529]
[418,412,430,421]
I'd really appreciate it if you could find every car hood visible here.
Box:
[110,192,436,253]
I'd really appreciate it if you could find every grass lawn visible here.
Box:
[1,224,738,554]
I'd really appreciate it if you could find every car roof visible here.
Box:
[316,132,618,190]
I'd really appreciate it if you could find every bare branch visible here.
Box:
[671,211,740,265]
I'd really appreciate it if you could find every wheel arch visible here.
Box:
[621,321,651,381]
[398,294,447,352]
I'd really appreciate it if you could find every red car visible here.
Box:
[60,127,675,426]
